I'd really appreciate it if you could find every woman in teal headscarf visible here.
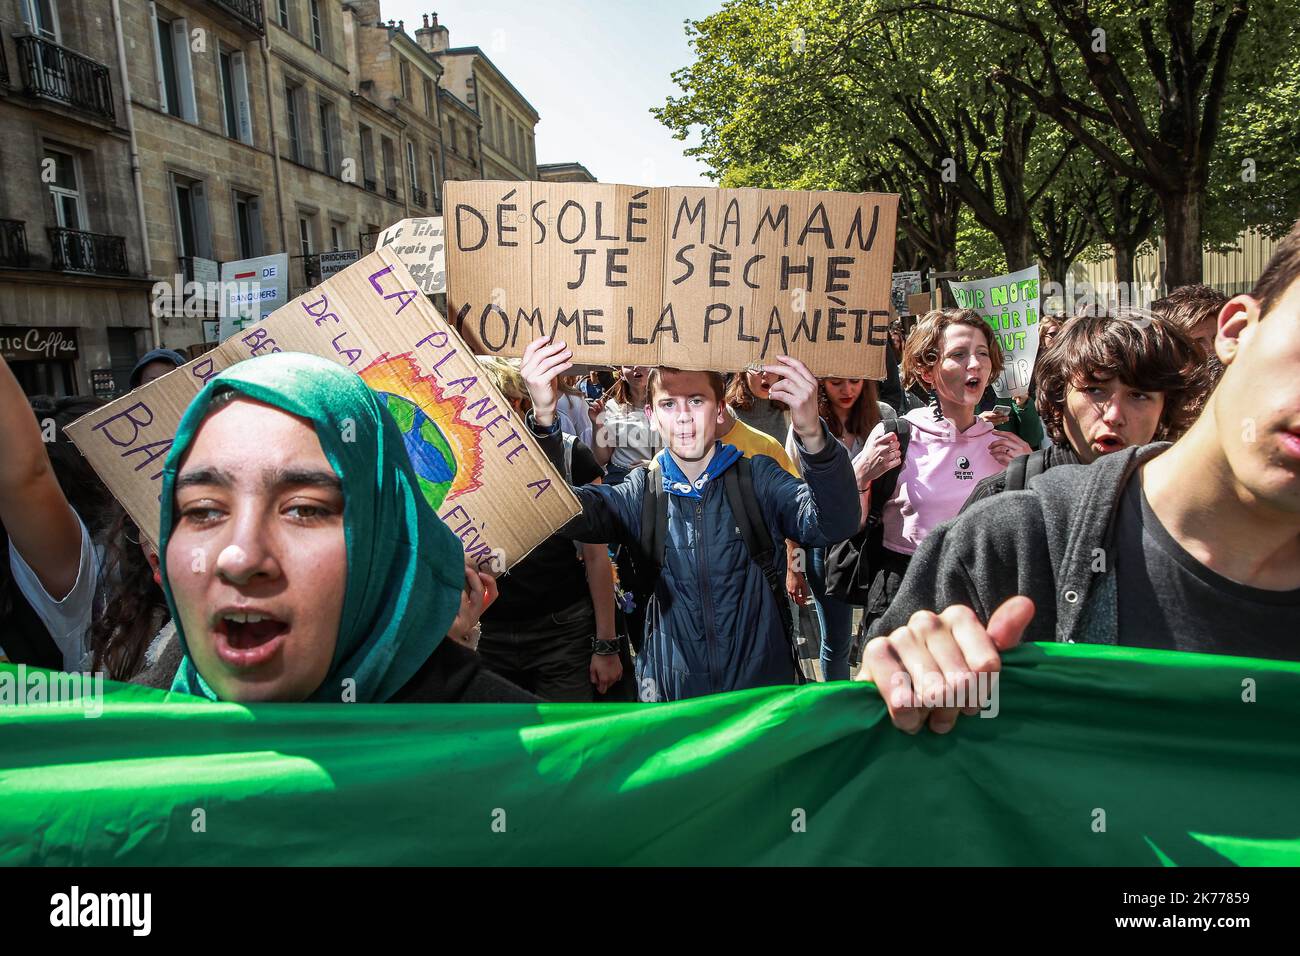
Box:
[160,352,533,703]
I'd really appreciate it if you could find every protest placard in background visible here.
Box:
[378,217,447,295]
[891,271,922,316]
[444,181,898,379]
[65,249,579,572]
[947,265,1041,397]
[906,292,932,319]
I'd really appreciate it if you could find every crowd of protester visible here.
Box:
[1,217,1296,719]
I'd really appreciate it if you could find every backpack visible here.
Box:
[636,456,806,684]
[1002,447,1049,492]
[823,404,912,605]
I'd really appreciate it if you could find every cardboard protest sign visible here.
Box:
[947,265,1041,397]
[891,271,923,316]
[378,217,447,295]
[444,181,898,379]
[65,249,580,572]
[906,292,932,318]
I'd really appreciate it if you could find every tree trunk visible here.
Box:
[999,224,1035,273]
[1112,241,1134,289]
[1160,189,1204,288]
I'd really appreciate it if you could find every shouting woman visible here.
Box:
[161,353,532,703]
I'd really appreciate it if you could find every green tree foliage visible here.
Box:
[658,0,1300,288]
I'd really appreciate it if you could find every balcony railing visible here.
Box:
[385,185,398,200]
[412,187,428,208]
[15,35,115,122]
[206,0,265,35]
[363,177,377,192]
[359,229,381,253]
[1,33,9,88]
[48,227,128,275]
[1,220,29,267]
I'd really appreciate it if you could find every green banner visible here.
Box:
[1,643,1296,866]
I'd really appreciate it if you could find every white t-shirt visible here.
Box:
[5,513,99,670]
[556,392,594,449]
[600,399,661,471]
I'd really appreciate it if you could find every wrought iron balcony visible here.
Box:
[412,187,428,208]
[385,185,398,200]
[359,229,381,253]
[0,220,30,267]
[206,0,266,35]
[15,35,115,122]
[364,177,377,192]
[47,227,129,275]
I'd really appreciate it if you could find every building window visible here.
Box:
[278,0,290,30]
[466,127,475,165]
[285,81,305,164]
[171,174,212,260]
[423,78,434,119]
[218,49,253,144]
[329,222,343,252]
[399,59,411,100]
[298,215,314,257]
[494,102,503,149]
[428,149,439,206]
[20,0,60,43]
[317,97,339,176]
[509,120,518,164]
[406,139,419,198]
[153,10,198,122]
[233,191,263,259]
[359,124,375,189]
[44,147,84,230]
[309,0,324,52]
[380,136,396,198]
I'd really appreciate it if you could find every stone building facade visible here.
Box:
[538,162,596,183]
[0,0,154,396]
[0,2,550,397]
[417,13,538,181]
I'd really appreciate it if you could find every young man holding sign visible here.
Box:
[520,336,860,702]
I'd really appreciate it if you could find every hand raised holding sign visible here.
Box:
[520,336,574,428]
[762,356,825,455]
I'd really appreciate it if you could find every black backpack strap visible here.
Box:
[1003,453,1029,492]
[638,461,668,569]
[1024,448,1048,484]
[868,416,910,523]
[724,460,799,677]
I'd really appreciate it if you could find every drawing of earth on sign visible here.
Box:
[360,353,485,510]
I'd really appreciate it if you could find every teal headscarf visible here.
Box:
[161,353,466,702]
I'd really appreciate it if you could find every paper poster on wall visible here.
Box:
[947,265,1041,397]
[444,182,899,379]
[66,250,579,571]
[218,253,289,341]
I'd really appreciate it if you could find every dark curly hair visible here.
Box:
[1035,312,1206,447]
[91,507,168,681]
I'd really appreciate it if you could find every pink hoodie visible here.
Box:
[873,407,1005,556]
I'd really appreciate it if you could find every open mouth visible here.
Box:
[1093,434,1125,453]
[965,376,982,390]
[213,610,289,668]
[1279,429,1300,461]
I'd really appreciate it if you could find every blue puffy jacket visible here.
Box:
[528,416,861,701]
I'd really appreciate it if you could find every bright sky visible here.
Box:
[381,0,721,186]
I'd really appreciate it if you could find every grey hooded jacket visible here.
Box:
[870,442,1171,645]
